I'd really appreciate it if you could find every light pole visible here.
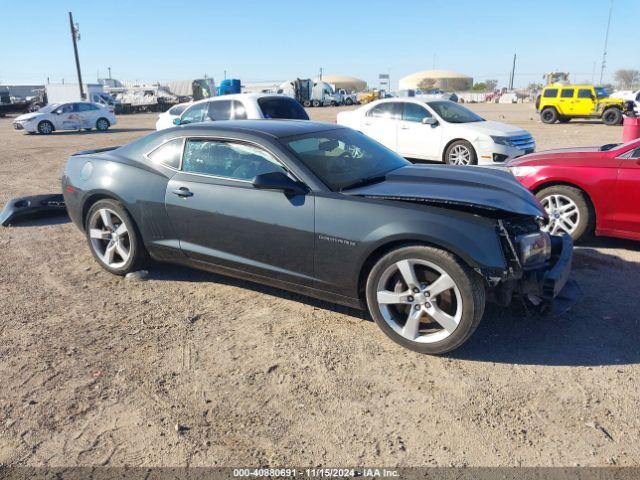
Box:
[68,12,85,99]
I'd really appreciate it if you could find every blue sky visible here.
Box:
[1,0,638,88]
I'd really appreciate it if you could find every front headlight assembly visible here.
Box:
[508,166,538,177]
[490,135,511,146]
[516,231,551,267]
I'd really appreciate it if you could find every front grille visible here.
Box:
[508,134,535,151]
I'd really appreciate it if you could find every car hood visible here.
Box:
[507,146,604,165]
[456,120,530,137]
[15,112,44,121]
[345,165,545,217]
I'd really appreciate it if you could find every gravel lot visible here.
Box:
[0,103,638,467]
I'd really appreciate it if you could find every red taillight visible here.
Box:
[65,185,75,193]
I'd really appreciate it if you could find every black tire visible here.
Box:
[540,107,558,124]
[365,246,486,355]
[535,185,594,242]
[602,108,622,126]
[302,100,311,107]
[85,199,148,275]
[96,117,110,131]
[312,99,321,107]
[37,120,54,135]
[345,98,353,106]
[558,117,571,123]
[444,140,477,165]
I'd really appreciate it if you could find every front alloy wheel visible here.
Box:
[445,140,477,166]
[366,246,485,354]
[536,185,593,242]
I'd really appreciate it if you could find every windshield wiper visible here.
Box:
[600,143,620,151]
[340,175,386,192]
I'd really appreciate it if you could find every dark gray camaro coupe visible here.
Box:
[62,120,577,354]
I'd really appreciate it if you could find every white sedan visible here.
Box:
[13,102,116,134]
[155,102,191,130]
[157,93,309,130]
[337,98,535,165]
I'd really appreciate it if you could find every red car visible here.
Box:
[507,138,640,242]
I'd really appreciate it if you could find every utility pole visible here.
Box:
[600,0,613,84]
[108,67,112,80]
[68,12,85,99]
[509,54,516,90]
[319,67,323,81]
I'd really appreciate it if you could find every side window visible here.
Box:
[627,147,640,159]
[366,103,400,119]
[181,102,208,124]
[578,89,593,99]
[207,100,232,121]
[560,89,575,98]
[182,139,286,181]
[61,104,74,113]
[232,100,247,120]
[147,138,183,169]
[543,89,558,98]
[402,103,432,123]
[76,103,96,112]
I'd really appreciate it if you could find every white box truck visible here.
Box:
[45,83,116,111]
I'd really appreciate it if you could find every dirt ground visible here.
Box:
[0,103,638,467]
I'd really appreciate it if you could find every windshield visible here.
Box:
[427,101,484,123]
[283,128,409,191]
[37,104,60,114]
[595,87,609,99]
[258,97,309,120]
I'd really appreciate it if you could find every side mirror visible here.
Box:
[173,118,182,125]
[252,171,307,195]
[422,117,438,125]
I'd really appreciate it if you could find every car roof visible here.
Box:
[166,119,343,138]
[189,93,294,106]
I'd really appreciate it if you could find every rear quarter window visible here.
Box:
[257,97,309,120]
[543,89,558,98]
[560,89,575,98]
[146,138,183,169]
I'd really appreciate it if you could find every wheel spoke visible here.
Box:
[90,228,110,240]
[100,209,113,229]
[115,242,129,261]
[115,223,127,236]
[402,308,423,340]
[428,305,459,334]
[377,290,411,305]
[396,260,419,289]
[103,241,116,264]
[426,273,455,297]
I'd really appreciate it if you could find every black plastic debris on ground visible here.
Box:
[0,193,67,226]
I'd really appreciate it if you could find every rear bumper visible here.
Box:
[0,194,67,226]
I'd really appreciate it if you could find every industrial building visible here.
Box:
[399,70,473,91]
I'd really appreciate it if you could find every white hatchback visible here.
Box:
[337,98,535,165]
[13,102,117,134]
[157,93,309,130]
[155,102,191,131]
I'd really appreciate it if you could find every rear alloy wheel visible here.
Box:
[366,246,485,354]
[445,140,477,165]
[37,120,54,135]
[540,107,558,124]
[96,117,110,131]
[86,199,147,275]
[602,108,622,126]
[312,99,321,107]
[536,185,593,241]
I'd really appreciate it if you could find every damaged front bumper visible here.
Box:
[0,194,67,226]
[493,234,581,315]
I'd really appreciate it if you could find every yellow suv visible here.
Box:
[536,85,624,126]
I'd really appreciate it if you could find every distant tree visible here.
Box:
[614,69,640,89]
[447,78,471,91]
[472,82,487,91]
[485,79,498,91]
[417,78,436,90]
[527,82,543,92]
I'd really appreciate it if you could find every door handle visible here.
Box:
[363,121,372,126]
[172,187,193,198]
